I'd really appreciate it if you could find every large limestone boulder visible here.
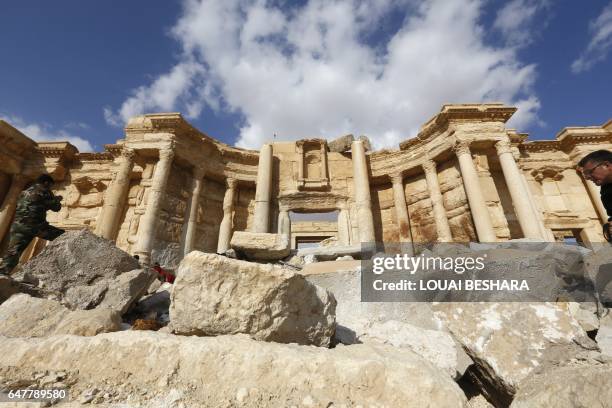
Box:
[0,294,121,337]
[17,229,152,312]
[306,266,472,379]
[96,269,155,315]
[510,361,612,408]
[0,331,468,407]
[434,302,597,406]
[230,231,291,261]
[170,252,336,346]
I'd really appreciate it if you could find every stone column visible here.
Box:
[253,143,273,233]
[337,202,351,245]
[583,178,609,223]
[277,205,291,236]
[422,160,453,242]
[134,146,174,266]
[0,174,27,243]
[352,140,376,243]
[390,173,413,242]
[519,172,554,241]
[182,166,205,256]
[454,141,497,242]
[97,148,135,240]
[217,178,237,254]
[495,140,543,239]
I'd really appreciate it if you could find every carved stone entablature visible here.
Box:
[104,144,124,158]
[416,104,516,141]
[125,113,184,134]
[296,139,329,191]
[77,152,114,161]
[521,141,561,153]
[278,191,346,212]
[36,142,78,160]
[531,166,565,182]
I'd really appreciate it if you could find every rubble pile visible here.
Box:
[0,236,611,407]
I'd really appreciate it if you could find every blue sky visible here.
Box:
[1,0,611,152]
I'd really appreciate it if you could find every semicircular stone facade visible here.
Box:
[1,103,611,267]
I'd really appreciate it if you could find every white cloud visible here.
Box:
[106,0,541,149]
[493,0,549,47]
[572,1,612,73]
[0,113,94,152]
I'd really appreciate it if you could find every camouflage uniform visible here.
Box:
[0,183,64,275]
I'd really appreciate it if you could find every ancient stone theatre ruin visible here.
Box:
[1,103,611,267]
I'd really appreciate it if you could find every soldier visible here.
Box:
[578,150,612,242]
[0,174,65,275]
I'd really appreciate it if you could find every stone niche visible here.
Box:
[296,139,329,190]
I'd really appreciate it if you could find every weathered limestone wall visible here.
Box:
[194,178,225,253]
[371,183,398,242]
[46,157,113,234]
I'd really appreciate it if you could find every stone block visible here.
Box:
[230,231,290,261]
[53,308,122,336]
[511,362,612,408]
[596,312,612,358]
[0,294,120,338]
[306,267,472,379]
[433,302,597,405]
[17,229,140,301]
[96,269,156,315]
[0,331,468,407]
[297,244,363,261]
[169,252,336,347]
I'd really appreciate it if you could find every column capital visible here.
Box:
[121,148,136,161]
[159,147,175,161]
[453,140,471,156]
[389,173,404,185]
[494,139,513,156]
[226,177,238,189]
[422,159,437,173]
